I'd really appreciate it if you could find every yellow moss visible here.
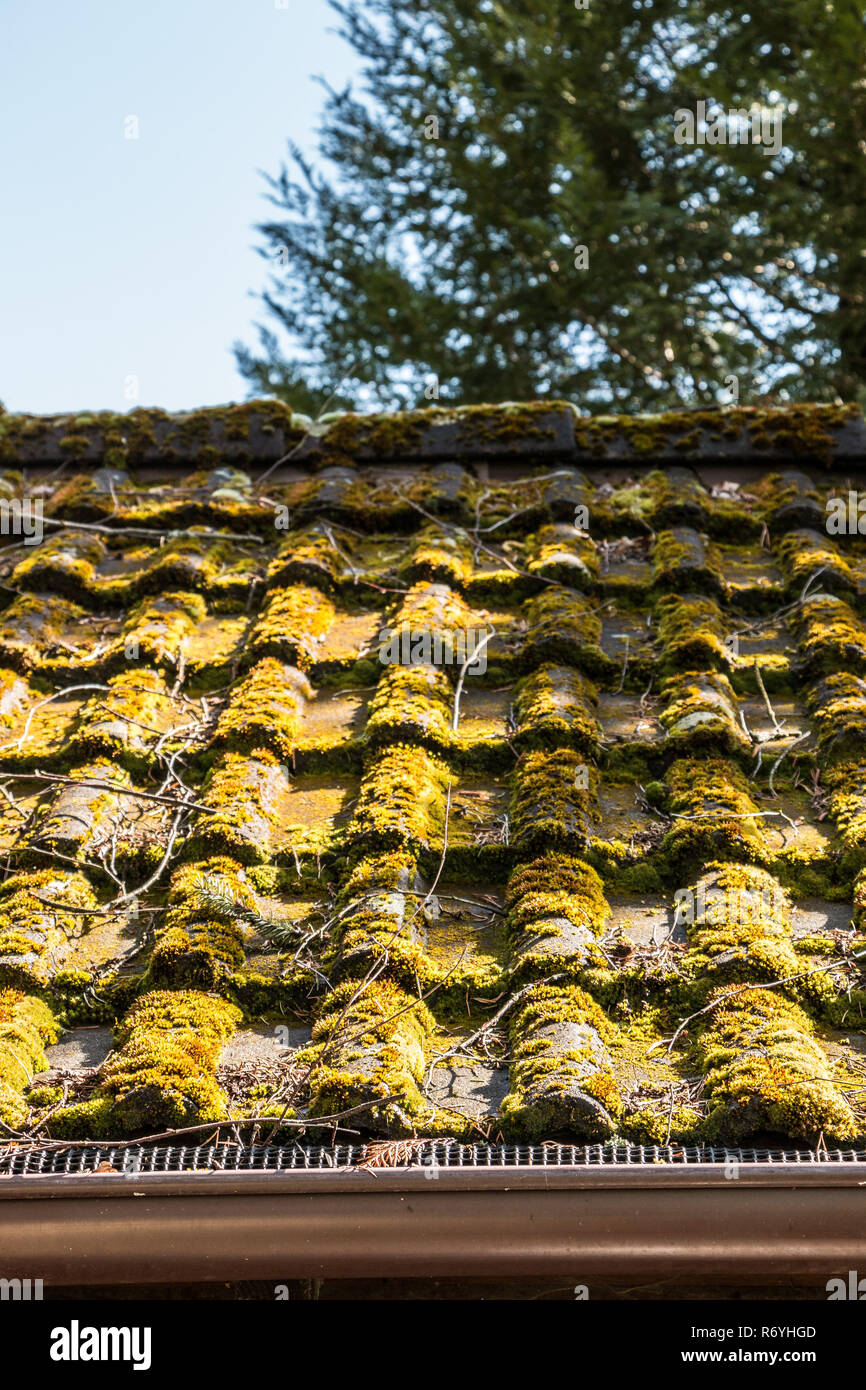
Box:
[249,585,335,670]
[349,744,451,852]
[50,990,240,1137]
[514,663,600,752]
[697,987,857,1143]
[0,988,58,1125]
[366,662,454,751]
[309,978,435,1135]
[510,748,598,850]
[525,524,600,588]
[213,659,312,759]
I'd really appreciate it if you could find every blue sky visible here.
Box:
[0,0,359,414]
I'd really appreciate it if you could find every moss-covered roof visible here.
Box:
[2,400,866,1156]
[2,398,865,467]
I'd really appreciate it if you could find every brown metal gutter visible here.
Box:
[2,1163,866,1285]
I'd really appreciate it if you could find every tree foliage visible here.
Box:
[236,0,866,411]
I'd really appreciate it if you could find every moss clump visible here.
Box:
[398,526,474,590]
[776,528,854,595]
[193,750,289,863]
[117,590,206,670]
[651,527,725,596]
[212,659,312,760]
[521,588,604,672]
[823,762,866,873]
[662,758,768,873]
[148,858,254,987]
[0,870,96,987]
[365,662,454,752]
[11,531,104,602]
[501,982,621,1139]
[659,670,749,758]
[506,853,609,977]
[795,595,866,677]
[248,585,335,671]
[807,673,866,763]
[50,990,240,1138]
[525,524,600,590]
[510,749,598,851]
[620,1105,704,1146]
[267,524,344,592]
[348,744,451,853]
[70,668,173,767]
[0,988,58,1127]
[309,978,435,1136]
[140,534,259,605]
[390,580,481,649]
[753,468,821,523]
[0,593,86,671]
[681,863,803,990]
[655,594,730,672]
[696,987,857,1143]
[513,663,600,753]
[35,759,132,859]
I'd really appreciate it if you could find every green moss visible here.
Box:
[148,857,254,987]
[398,526,474,590]
[348,743,451,853]
[525,524,600,589]
[570,406,858,464]
[118,590,206,670]
[661,758,769,874]
[248,585,335,671]
[267,525,344,592]
[521,588,606,674]
[621,1105,704,1146]
[776,529,854,595]
[506,853,609,978]
[192,749,289,863]
[680,863,807,993]
[50,990,240,1138]
[366,662,454,752]
[510,748,598,851]
[0,870,96,987]
[70,668,173,768]
[12,532,104,601]
[513,663,600,753]
[501,982,621,1140]
[696,987,857,1143]
[795,595,866,677]
[807,674,866,763]
[659,670,749,758]
[212,659,312,760]
[651,528,725,596]
[0,593,86,672]
[655,594,729,672]
[0,987,58,1126]
[308,978,435,1136]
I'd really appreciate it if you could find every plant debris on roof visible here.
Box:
[2,398,866,1156]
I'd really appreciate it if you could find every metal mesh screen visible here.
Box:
[3,1140,866,1177]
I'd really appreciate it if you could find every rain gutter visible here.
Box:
[2,1161,866,1286]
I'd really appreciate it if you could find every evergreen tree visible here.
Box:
[236,0,866,411]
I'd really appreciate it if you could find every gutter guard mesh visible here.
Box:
[3,1141,866,1177]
